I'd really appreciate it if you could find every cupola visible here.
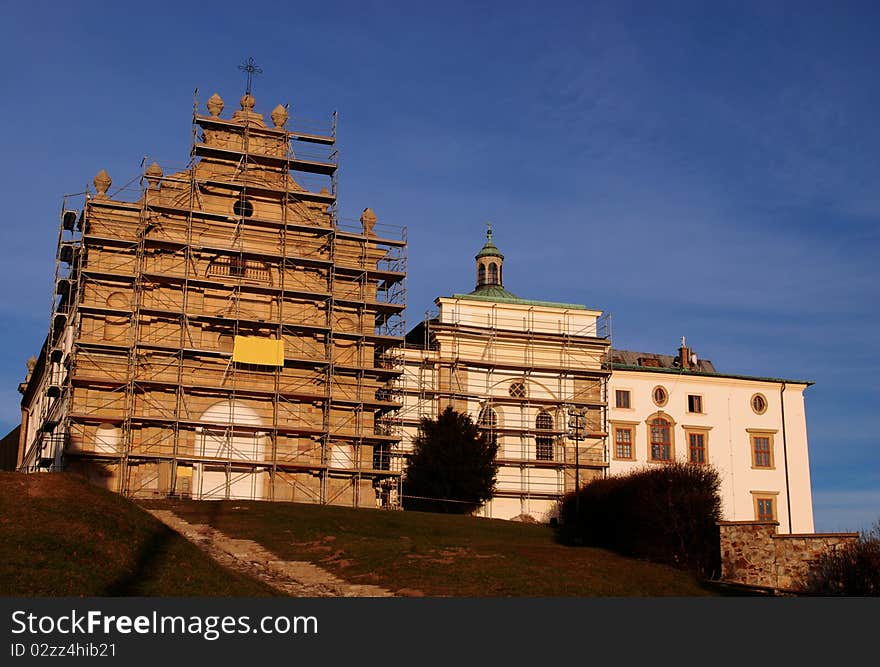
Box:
[475,225,504,290]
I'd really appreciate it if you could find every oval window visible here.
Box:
[751,393,768,415]
[652,386,668,407]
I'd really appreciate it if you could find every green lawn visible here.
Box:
[0,470,721,597]
[144,498,719,597]
[0,472,277,597]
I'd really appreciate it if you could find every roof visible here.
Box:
[611,348,814,386]
[475,228,504,259]
[450,291,590,310]
[404,320,435,350]
[611,349,717,374]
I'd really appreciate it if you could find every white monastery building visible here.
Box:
[396,230,815,533]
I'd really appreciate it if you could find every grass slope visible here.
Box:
[147,499,718,597]
[0,472,277,597]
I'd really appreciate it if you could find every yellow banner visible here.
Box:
[232,336,285,366]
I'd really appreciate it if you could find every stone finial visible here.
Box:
[94,170,111,199]
[207,93,224,117]
[360,208,377,236]
[271,104,289,128]
[240,93,256,111]
[26,355,37,373]
[145,162,163,190]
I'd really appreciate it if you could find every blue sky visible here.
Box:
[0,1,876,531]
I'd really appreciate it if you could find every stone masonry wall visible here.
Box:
[719,521,858,591]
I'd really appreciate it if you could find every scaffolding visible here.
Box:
[394,301,611,519]
[19,91,407,508]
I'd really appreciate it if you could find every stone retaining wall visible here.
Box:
[719,521,858,591]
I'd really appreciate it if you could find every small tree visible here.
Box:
[402,407,499,514]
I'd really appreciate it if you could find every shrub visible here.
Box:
[800,521,880,596]
[558,462,722,578]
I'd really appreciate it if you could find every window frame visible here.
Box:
[652,385,668,407]
[751,393,768,415]
[233,198,255,218]
[615,389,632,410]
[687,394,703,414]
[685,429,709,465]
[478,405,499,449]
[751,491,780,522]
[535,409,554,461]
[647,413,675,463]
[509,381,527,399]
[612,424,635,460]
[748,429,777,470]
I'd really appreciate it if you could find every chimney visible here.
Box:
[678,336,691,370]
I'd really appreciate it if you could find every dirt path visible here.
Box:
[147,509,395,598]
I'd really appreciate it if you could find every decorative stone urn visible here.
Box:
[94,170,111,199]
[207,93,224,117]
[145,162,163,190]
[271,104,289,129]
[360,208,377,236]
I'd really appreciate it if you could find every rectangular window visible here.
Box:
[757,498,774,521]
[615,390,631,409]
[752,494,778,522]
[688,432,706,464]
[687,394,703,413]
[752,434,774,468]
[614,427,634,459]
[535,437,553,461]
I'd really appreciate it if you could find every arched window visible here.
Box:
[488,262,499,284]
[649,417,673,461]
[478,406,498,447]
[478,264,486,287]
[535,410,554,461]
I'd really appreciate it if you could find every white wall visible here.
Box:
[608,370,814,533]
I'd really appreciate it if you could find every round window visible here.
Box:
[652,385,668,407]
[233,198,254,217]
[509,381,527,398]
[751,393,768,415]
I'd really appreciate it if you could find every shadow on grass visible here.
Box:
[102,526,176,596]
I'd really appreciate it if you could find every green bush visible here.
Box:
[559,462,722,578]
[800,521,880,596]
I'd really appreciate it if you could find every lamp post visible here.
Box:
[568,407,586,531]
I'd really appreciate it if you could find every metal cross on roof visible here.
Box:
[238,57,263,95]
